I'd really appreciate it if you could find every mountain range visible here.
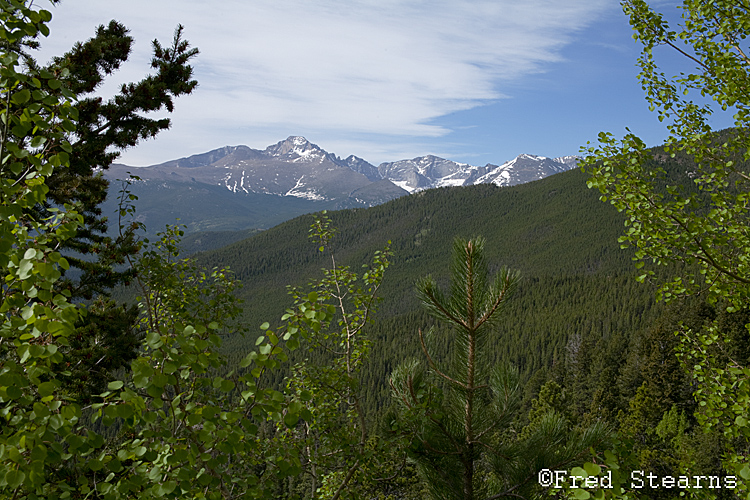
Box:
[104,136,579,234]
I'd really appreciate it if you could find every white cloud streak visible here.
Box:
[38,0,609,164]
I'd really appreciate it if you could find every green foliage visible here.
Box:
[578,0,750,497]
[4,0,200,409]
[22,9,199,407]
[280,211,394,499]
[0,1,84,496]
[58,296,142,403]
[388,236,522,500]
[388,237,609,500]
[582,1,750,306]
[521,380,571,438]
[80,225,312,499]
[0,5,311,498]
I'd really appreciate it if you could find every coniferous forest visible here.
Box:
[2,1,750,500]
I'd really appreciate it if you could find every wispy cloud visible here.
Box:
[38,0,610,164]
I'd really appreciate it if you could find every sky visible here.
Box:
[34,0,737,167]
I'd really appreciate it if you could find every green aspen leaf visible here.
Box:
[30,444,48,462]
[18,259,33,279]
[38,381,56,397]
[62,404,81,420]
[572,488,591,500]
[571,467,588,478]
[89,459,104,471]
[32,402,50,421]
[18,345,31,363]
[5,469,25,489]
[29,344,45,358]
[107,380,124,391]
[30,135,46,148]
[240,352,256,368]
[288,401,303,414]
[107,459,123,473]
[133,372,149,389]
[117,404,134,419]
[58,256,70,270]
[583,462,601,476]
[146,384,163,399]
[241,388,256,400]
[152,373,169,388]
[148,465,162,481]
[12,89,30,104]
[104,405,119,419]
[162,480,178,495]
[145,330,163,349]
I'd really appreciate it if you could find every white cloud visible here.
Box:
[37,0,610,165]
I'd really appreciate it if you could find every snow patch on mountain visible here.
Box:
[108,136,578,208]
[285,176,327,201]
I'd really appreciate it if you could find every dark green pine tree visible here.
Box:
[388,237,609,500]
[14,12,198,402]
[42,20,199,300]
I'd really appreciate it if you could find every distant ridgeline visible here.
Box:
[101,136,578,241]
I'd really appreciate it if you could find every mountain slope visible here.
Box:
[196,167,635,314]
[185,167,660,416]
[377,153,579,193]
[107,137,408,203]
[104,137,578,235]
[101,179,336,234]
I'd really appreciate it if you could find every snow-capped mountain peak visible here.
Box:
[265,136,329,163]
[377,152,579,193]
[108,136,579,206]
[517,153,545,161]
[553,155,581,166]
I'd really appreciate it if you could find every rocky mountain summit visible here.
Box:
[104,137,579,234]
[109,136,578,200]
[109,137,406,206]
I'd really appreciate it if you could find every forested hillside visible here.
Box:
[5,1,750,498]
[182,138,750,497]
[35,88,742,498]
[193,164,660,418]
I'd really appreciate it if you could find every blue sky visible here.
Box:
[37,0,736,167]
